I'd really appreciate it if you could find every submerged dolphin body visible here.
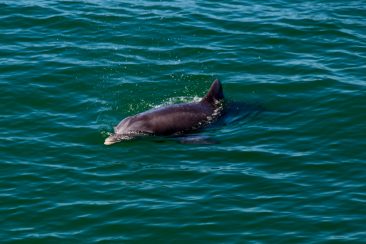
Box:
[104,79,224,145]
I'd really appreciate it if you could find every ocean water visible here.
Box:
[1,0,366,242]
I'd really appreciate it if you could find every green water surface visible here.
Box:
[1,0,366,242]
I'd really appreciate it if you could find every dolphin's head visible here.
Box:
[105,115,152,145]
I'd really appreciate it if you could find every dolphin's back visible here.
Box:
[117,102,215,136]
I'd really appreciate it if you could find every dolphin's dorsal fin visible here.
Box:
[201,79,224,104]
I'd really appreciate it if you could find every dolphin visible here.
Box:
[104,79,224,145]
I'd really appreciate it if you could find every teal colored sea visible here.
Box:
[1,0,366,242]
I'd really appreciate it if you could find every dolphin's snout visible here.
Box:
[104,134,133,145]
[104,135,117,145]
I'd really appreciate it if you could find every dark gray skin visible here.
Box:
[104,79,224,145]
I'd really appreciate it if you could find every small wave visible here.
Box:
[153,96,201,108]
